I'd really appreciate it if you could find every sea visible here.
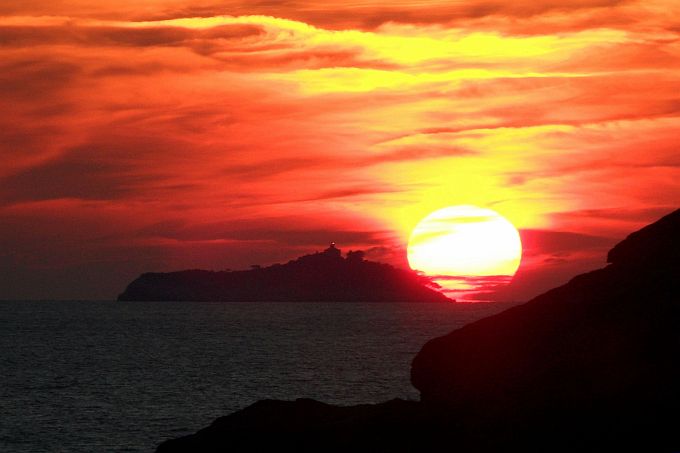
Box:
[1,300,518,452]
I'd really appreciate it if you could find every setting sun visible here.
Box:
[407,205,522,278]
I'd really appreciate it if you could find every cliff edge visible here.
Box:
[411,208,680,448]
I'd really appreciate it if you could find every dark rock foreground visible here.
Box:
[157,209,680,452]
[157,399,438,453]
[118,244,450,302]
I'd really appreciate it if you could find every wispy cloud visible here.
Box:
[0,0,678,299]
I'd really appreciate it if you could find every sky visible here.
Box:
[1,0,678,300]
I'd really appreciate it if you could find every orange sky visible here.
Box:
[1,0,678,300]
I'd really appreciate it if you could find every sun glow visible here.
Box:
[407,205,522,278]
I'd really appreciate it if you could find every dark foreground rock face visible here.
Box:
[412,208,680,448]
[118,244,450,302]
[156,399,441,453]
[156,209,680,452]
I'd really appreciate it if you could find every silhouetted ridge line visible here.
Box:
[118,243,451,302]
[155,208,680,452]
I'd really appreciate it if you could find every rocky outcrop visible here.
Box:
[156,399,438,453]
[155,209,680,452]
[411,208,680,448]
[606,207,680,267]
[118,244,450,302]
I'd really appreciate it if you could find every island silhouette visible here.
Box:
[156,208,680,452]
[118,243,451,303]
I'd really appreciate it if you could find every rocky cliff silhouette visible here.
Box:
[118,244,450,302]
[156,209,680,452]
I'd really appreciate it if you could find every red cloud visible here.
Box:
[1,3,678,299]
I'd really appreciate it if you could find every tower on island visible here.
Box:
[324,242,342,258]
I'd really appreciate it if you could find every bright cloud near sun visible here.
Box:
[0,0,679,299]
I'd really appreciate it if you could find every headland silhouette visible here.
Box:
[118,243,451,303]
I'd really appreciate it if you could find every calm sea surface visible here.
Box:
[1,300,517,452]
